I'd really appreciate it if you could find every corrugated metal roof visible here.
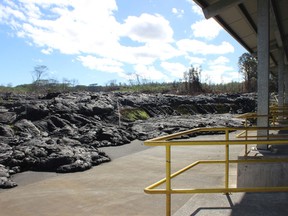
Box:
[193,0,288,69]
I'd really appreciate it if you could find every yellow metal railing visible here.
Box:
[236,105,288,127]
[236,106,288,154]
[270,105,288,123]
[144,126,288,216]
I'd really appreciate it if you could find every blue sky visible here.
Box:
[0,0,247,87]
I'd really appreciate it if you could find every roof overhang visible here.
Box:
[193,0,288,68]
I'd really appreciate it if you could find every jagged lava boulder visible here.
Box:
[0,92,256,188]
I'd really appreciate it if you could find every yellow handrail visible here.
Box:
[236,108,288,154]
[236,105,288,127]
[144,126,288,216]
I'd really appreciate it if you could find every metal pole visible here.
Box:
[166,145,171,216]
[225,129,229,189]
[245,118,248,155]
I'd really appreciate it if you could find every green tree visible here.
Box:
[238,53,257,92]
[187,65,202,94]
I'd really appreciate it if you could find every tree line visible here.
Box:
[0,52,277,95]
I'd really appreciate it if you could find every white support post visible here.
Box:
[257,0,270,150]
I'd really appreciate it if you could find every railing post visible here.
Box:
[225,129,229,190]
[245,117,248,155]
[166,145,171,216]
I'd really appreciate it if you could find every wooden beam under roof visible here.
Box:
[270,0,288,60]
[196,0,278,66]
[203,0,245,19]
[214,15,253,53]
[238,3,257,34]
[194,0,253,53]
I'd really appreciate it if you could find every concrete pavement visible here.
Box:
[0,134,287,216]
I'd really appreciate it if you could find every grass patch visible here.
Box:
[120,108,150,122]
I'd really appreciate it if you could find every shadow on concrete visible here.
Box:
[229,192,288,216]
[187,192,288,216]
[190,207,231,216]
[189,194,233,216]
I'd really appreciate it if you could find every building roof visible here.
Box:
[193,0,288,69]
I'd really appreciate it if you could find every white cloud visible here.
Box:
[41,47,53,55]
[122,13,174,43]
[186,0,203,16]
[161,62,187,78]
[0,4,25,22]
[98,41,182,66]
[141,42,182,61]
[0,0,240,84]
[191,19,222,40]
[202,68,239,83]
[0,1,180,69]
[202,56,238,83]
[186,56,206,65]
[177,39,234,55]
[222,70,242,82]
[208,56,230,65]
[77,55,124,74]
[134,64,168,81]
[1,0,121,55]
[172,8,184,18]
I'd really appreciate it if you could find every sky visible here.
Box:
[0,0,247,87]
